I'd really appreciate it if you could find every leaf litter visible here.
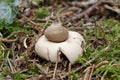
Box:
[0,0,120,80]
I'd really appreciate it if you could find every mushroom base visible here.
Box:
[35,31,85,64]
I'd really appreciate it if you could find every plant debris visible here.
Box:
[0,0,120,80]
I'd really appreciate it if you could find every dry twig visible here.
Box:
[89,65,95,80]
[64,0,103,24]
[101,71,108,80]
[83,66,91,80]
[95,61,109,69]
[0,38,18,42]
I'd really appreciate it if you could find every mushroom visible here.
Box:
[35,23,85,64]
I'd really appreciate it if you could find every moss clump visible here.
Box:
[36,7,50,18]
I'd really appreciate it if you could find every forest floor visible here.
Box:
[0,0,120,80]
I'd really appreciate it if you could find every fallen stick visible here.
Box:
[0,38,18,42]
[64,0,103,24]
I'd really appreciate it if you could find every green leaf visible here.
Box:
[0,0,14,3]
[12,0,20,6]
[0,2,18,24]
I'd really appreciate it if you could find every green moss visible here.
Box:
[35,7,50,18]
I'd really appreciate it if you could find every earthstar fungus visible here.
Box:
[35,23,85,64]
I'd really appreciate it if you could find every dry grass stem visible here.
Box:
[95,61,109,69]
[36,64,47,74]
[52,50,59,79]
